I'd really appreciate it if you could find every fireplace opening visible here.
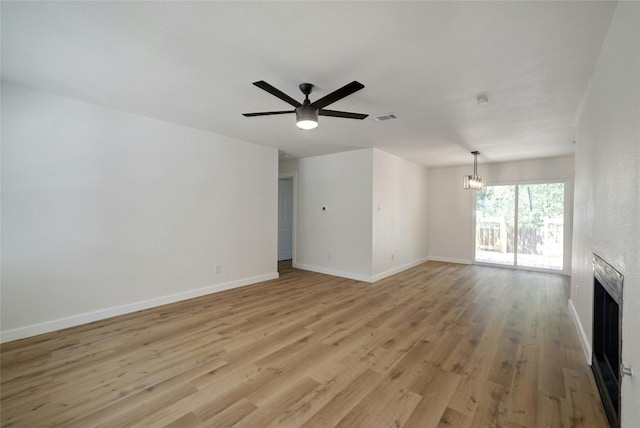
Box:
[592,253,623,428]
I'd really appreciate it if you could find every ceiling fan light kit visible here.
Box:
[243,80,368,130]
[295,85,319,129]
[463,151,485,190]
[296,108,318,129]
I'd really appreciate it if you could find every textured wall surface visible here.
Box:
[570,2,640,425]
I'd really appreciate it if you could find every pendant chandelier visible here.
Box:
[463,151,485,190]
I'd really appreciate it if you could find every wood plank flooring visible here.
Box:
[1,261,608,427]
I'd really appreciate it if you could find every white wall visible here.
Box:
[279,158,299,176]
[569,2,640,425]
[372,150,429,280]
[295,149,373,281]
[428,156,574,269]
[1,84,279,342]
[289,149,429,282]
[427,165,475,264]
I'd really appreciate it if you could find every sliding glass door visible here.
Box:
[475,182,565,271]
[475,185,516,266]
[516,183,564,270]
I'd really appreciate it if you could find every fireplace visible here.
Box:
[592,253,623,428]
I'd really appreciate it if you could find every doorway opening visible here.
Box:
[278,176,294,267]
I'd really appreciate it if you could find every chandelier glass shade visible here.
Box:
[463,151,485,190]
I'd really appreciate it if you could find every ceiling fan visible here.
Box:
[243,80,368,130]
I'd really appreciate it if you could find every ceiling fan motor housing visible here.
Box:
[299,83,313,95]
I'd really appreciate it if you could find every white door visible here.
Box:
[278,178,293,261]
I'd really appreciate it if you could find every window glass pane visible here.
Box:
[475,185,516,265]
[516,183,564,270]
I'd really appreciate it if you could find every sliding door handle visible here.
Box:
[621,364,634,378]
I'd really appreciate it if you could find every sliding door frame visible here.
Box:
[472,178,572,275]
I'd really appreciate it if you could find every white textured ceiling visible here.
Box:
[1,1,617,168]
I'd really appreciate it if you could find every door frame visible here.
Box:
[278,172,297,264]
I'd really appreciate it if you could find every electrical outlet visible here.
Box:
[216,264,221,274]
[391,253,395,261]
[327,254,332,262]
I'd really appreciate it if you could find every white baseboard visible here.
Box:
[427,256,473,265]
[370,257,430,282]
[292,263,373,283]
[568,299,592,365]
[0,272,279,344]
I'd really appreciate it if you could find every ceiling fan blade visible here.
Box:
[319,109,369,120]
[252,81,302,108]
[311,81,365,109]
[242,110,294,117]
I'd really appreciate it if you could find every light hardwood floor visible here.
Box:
[1,261,608,427]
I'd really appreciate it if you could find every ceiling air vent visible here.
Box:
[371,113,398,122]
